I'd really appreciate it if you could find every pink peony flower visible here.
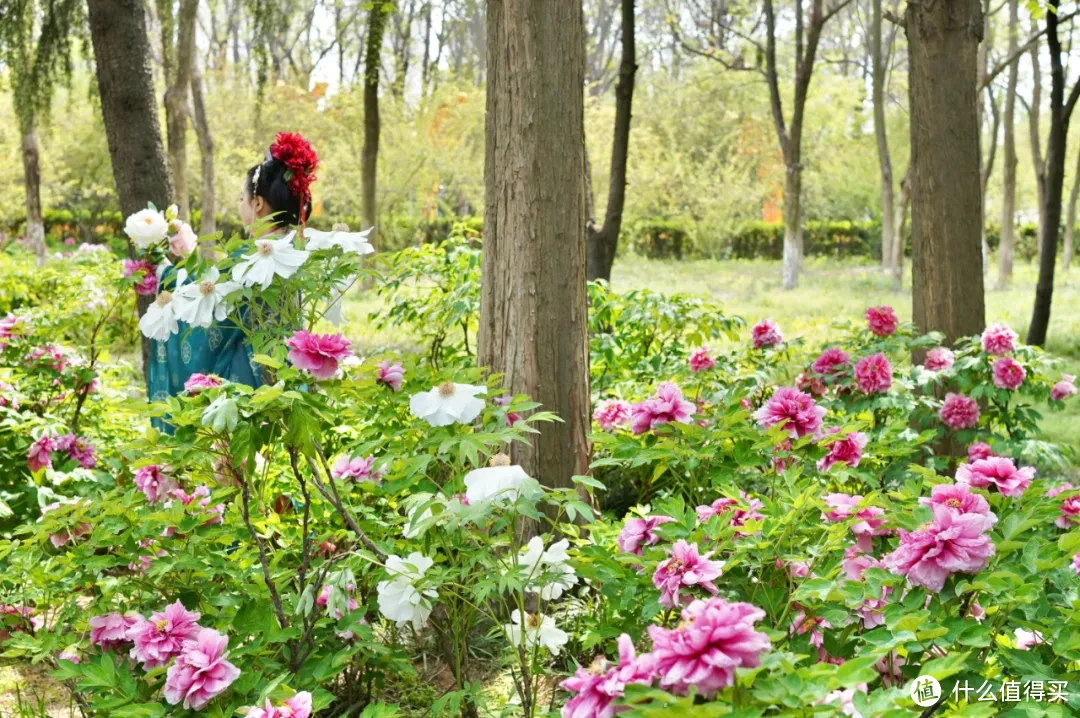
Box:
[865,306,898,336]
[991,356,1026,390]
[956,457,1035,498]
[752,386,825,439]
[41,499,92,548]
[1051,374,1077,402]
[771,439,795,473]
[924,347,955,372]
[816,431,869,472]
[647,597,770,697]
[981,323,1018,355]
[169,222,198,258]
[689,347,716,372]
[134,465,179,504]
[1014,628,1044,650]
[940,393,979,430]
[1049,484,1080,529]
[58,646,80,663]
[331,455,377,482]
[122,259,159,296]
[853,353,892,394]
[751,320,783,349]
[796,371,827,397]
[376,360,404,391]
[630,382,695,435]
[594,399,632,430]
[493,395,522,427]
[559,634,656,718]
[811,346,850,376]
[696,494,764,536]
[822,494,887,553]
[919,483,996,523]
[246,692,313,718]
[316,584,359,619]
[617,515,674,555]
[127,600,202,669]
[882,504,996,592]
[89,612,139,651]
[967,442,995,462]
[164,628,240,710]
[1074,553,1080,575]
[652,540,724,607]
[790,609,831,649]
[875,651,906,687]
[842,546,883,581]
[285,330,352,380]
[27,435,55,472]
[184,373,223,394]
[58,435,96,469]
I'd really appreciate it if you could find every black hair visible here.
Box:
[244,158,312,228]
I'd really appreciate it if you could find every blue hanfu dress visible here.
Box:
[147,265,262,432]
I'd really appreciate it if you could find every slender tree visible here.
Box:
[1064,146,1080,270]
[87,0,174,379]
[1027,5,1080,346]
[190,55,216,236]
[160,0,199,220]
[480,0,590,492]
[905,0,986,344]
[362,1,392,238]
[0,0,82,265]
[997,0,1020,289]
[586,0,636,282]
[871,0,894,281]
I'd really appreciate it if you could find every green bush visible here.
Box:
[627,219,690,259]
[984,222,1041,263]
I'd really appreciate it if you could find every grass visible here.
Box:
[341,253,1080,449]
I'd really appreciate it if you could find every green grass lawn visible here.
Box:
[340,254,1079,449]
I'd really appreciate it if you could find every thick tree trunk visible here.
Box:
[906,0,986,345]
[871,0,894,271]
[163,0,198,220]
[190,58,216,236]
[997,0,1019,289]
[1027,7,1079,346]
[781,167,804,289]
[87,0,174,384]
[21,125,46,266]
[891,166,910,287]
[1064,145,1080,271]
[362,1,391,238]
[586,0,636,283]
[480,0,590,494]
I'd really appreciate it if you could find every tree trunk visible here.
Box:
[21,124,46,266]
[781,167,804,289]
[905,0,986,345]
[976,0,992,272]
[1027,7,1079,347]
[871,0,894,271]
[586,0,636,283]
[87,0,174,384]
[190,57,216,236]
[1029,17,1046,255]
[997,0,1019,289]
[480,0,590,494]
[362,1,391,239]
[891,166,910,287]
[1064,145,1080,271]
[163,0,198,220]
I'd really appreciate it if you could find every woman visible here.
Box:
[147,134,318,418]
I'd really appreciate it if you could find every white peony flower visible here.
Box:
[173,266,241,328]
[409,382,487,427]
[201,394,239,432]
[138,289,180,340]
[504,610,568,655]
[517,537,578,600]
[124,209,169,249]
[464,464,539,505]
[304,227,375,255]
[232,236,310,290]
[377,552,438,630]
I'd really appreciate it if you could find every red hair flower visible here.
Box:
[269,132,318,221]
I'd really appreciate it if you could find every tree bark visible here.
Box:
[87,0,174,383]
[1029,17,1046,253]
[997,0,1019,289]
[976,0,992,271]
[871,0,894,272]
[190,56,216,236]
[1064,145,1080,271]
[21,124,46,266]
[586,0,636,283]
[906,0,986,345]
[891,165,910,286]
[480,0,590,494]
[163,0,198,220]
[362,1,391,239]
[1027,7,1080,346]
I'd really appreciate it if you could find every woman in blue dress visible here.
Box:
[148,146,314,430]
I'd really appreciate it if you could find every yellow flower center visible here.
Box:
[438,382,456,397]
[945,498,962,508]
[155,619,169,631]
[256,241,273,256]
[156,291,172,307]
[801,616,818,632]
[143,217,154,225]
[525,613,541,629]
[490,452,511,467]
[199,279,215,296]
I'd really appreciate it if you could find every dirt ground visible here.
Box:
[0,663,75,718]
